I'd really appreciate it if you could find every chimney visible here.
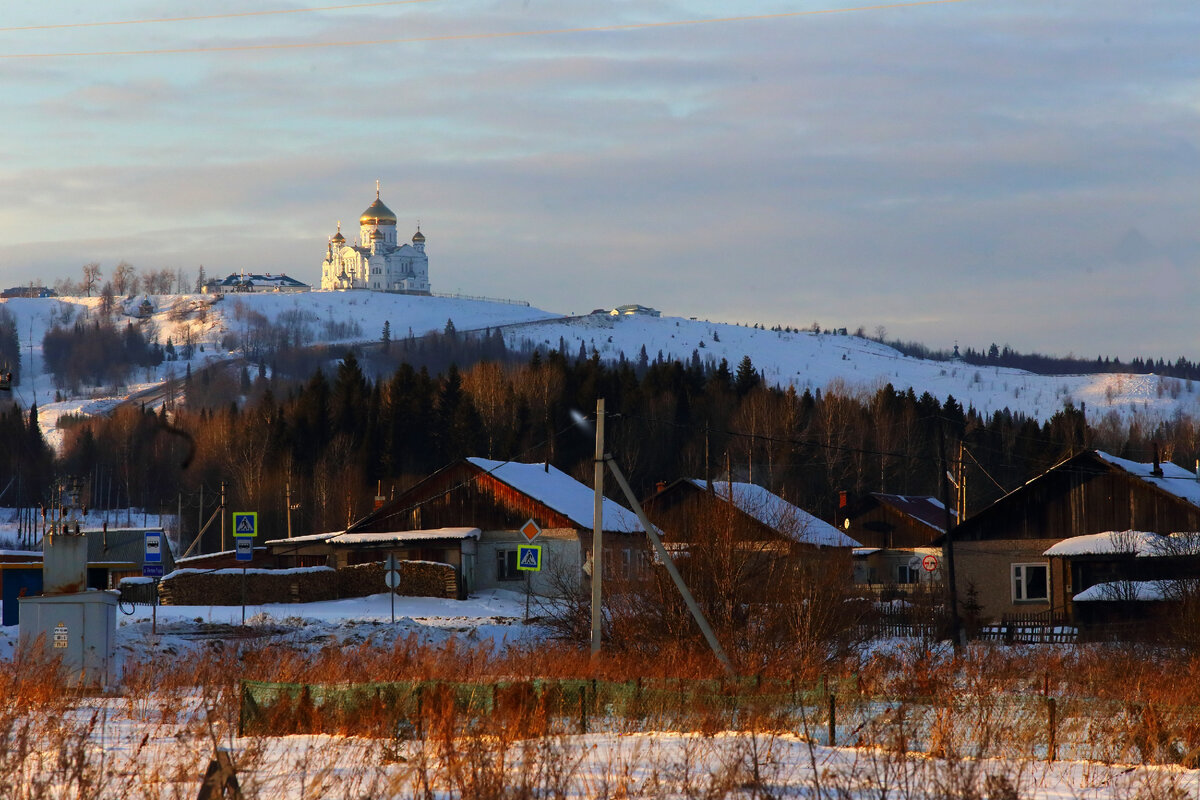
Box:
[1152,442,1164,477]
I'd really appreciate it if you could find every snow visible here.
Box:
[272,527,481,546]
[1044,530,1167,557]
[1073,580,1175,602]
[689,479,860,547]
[467,457,644,532]
[1094,450,1200,507]
[118,576,154,585]
[6,292,1200,455]
[161,565,335,580]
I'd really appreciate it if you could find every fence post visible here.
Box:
[1047,697,1057,762]
[828,693,836,746]
[416,686,424,739]
[579,686,588,734]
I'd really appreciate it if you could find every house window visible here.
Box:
[497,550,522,582]
[1012,563,1049,602]
[896,564,919,584]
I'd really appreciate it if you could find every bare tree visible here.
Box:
[113,261,136,296]
[175,267,190,295]
[98,281,116,318]
[81,262,102,297]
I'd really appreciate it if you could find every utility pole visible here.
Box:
[220,481,226,553]
[957,441,967,523]
[591,397,605,656]
[286,482,293,539]
[938,425,962,645]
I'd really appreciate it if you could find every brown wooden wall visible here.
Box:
[357,463,578,533]
[956,457,1200,542]
[845,501,941,549]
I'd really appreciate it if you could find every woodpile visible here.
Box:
[339,561,458,599]
[159,567,338,606]
[158,561,459,605]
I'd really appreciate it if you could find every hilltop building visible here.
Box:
[320,183,430,294]
[202,273,310,294]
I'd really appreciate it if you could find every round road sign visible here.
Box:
[921,554,939,572]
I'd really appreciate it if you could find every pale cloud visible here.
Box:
[0,0,1196,358]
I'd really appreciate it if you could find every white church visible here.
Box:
[320,184,430,293]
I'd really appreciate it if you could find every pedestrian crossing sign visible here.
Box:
[233,512,257,538]
[516,544,542,572]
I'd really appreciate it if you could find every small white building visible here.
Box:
[207,272,310,294]
[611,304,661,317]
[320,183,430,294]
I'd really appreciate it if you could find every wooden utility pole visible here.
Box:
[591,397,605,656]
[220,482,226,553]
[286,482,293,539]
[938,425,962,644]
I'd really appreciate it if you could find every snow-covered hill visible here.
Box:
[2,291,1194,450]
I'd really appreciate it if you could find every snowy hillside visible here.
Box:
[1,291,1195,450]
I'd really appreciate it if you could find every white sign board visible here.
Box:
[53,622,68,649]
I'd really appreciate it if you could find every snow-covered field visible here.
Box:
[3,291,1197,451]
[0,588,1196,799]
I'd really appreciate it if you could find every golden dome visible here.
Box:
[412,229,425,243]
[360,197,397,226]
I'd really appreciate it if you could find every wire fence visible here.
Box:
[239,677,1200,767]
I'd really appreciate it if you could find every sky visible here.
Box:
[0,0,1196,361]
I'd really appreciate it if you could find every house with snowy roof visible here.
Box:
[945,449,1200,623]
[838,493,955,586]
[206,272,310,294]
[641,479,858,605]
[308,457,648,597]
[1041,530,1200,636]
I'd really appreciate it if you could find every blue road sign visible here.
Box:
[235,537,253,562]
[144,531,163,563]
[516,544,542,572]
[142,564,164,578]
[233,512,257,537]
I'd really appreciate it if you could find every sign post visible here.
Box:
[232,513,257,626]
[144,531,165,635]
[384,554,400,624]
[517,543,542,623]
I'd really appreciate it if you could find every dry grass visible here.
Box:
[8,631,1200,797]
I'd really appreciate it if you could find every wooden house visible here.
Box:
[945,450,1200,622]
[642,479,859,602]
[839,493,954,586]
[270,457,646,597]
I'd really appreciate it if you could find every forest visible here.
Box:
[2,322,1198,554]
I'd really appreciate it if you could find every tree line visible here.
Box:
[27,328,1200,554]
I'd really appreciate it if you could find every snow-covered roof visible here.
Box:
[329,528,480,546]
[1045,530,1166,557]
[467,457,644,533]
[853,547,881,557]
[217,272,310,289]
[1094,451,1200,507]
[871,494,955,532]
[689,480,860,547]
[1073,580,1178,602]
[262,531,342,547]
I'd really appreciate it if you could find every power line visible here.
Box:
[0,1,438,34]
[0,0,972,60]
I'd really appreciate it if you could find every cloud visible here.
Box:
[0,0,1196,359]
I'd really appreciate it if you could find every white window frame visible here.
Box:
[1012,562,1049,603]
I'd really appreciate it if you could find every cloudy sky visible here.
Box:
[0,1,1196,359]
